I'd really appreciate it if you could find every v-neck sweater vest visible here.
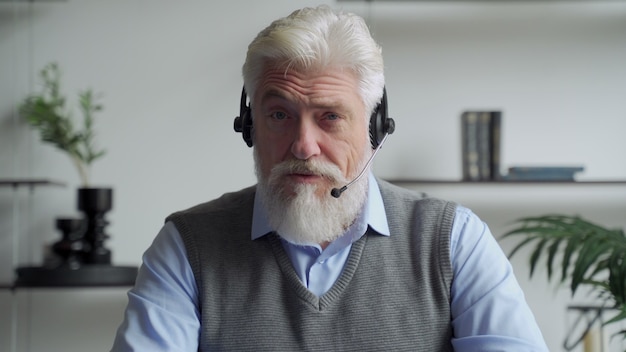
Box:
[168,178,456,351]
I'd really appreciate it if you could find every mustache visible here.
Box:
[270,159,344,182]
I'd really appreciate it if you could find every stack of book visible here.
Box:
[461,111,502,181]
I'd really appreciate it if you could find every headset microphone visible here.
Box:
[330,133,390,198]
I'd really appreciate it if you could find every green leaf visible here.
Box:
[605,306,626,326]
[529,238,549,277]
[546,239,562,280]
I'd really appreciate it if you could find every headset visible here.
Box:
[233,86,395,149]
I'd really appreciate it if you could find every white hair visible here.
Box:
[242,5,385,117]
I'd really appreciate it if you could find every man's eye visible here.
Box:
[326,113,339,121]
[271,111,288,120]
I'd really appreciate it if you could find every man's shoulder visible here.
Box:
[166,185,256,221]
[375,178,459,229]
[376,177,426,200]
[376,178,454,205]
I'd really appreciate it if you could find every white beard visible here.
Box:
[255,153,369,246]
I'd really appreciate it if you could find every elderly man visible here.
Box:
[112,6,548,351]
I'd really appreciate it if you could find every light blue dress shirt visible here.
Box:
[112,174,548,351]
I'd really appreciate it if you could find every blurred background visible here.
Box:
[1,0,625,351]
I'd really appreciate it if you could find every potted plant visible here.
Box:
[19,62,105,186]
[19,62,112,265]
[503,215,626,341]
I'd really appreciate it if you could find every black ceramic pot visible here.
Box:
[78,187,113,265]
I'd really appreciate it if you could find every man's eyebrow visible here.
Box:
[260,89,291,104]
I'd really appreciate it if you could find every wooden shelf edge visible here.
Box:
[386,179,626,185]
[0,178,66,188]
[567,304,617,312]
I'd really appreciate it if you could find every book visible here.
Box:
[489,112,502,180]
[461,111,480,181]
[504,166,585,181]
[461,110,502,181]
[477,112,492,181]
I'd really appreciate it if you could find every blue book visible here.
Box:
[505,166,585,181]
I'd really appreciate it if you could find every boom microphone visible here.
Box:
[330,133,390,198]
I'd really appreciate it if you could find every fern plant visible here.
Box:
[19,63,105,186]
[503,214,626,339]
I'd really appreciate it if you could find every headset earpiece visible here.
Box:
[233,87,253,147]
[369,87,395,149]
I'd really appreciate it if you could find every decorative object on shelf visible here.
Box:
[19,62,105,187]
[50,217,86,270]
[44,189,114,267]
[78,187,113,264]
[14,62,137,287]
[502,166,585,181]
[460,110,501,181]
[503,215,626,343]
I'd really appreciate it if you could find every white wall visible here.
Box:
[1,1,625,351]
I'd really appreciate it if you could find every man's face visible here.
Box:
[252,67,370,198]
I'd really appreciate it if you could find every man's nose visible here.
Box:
[290,118,321,160]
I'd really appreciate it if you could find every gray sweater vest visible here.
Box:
[167,179,456,351]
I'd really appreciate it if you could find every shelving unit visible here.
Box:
[385,179,626,206]
[387,179,626,185]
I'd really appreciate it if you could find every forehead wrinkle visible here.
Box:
[259,65,357,93]
[260,86,347,113]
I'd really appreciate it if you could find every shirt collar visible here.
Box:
[251,172,390,241]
